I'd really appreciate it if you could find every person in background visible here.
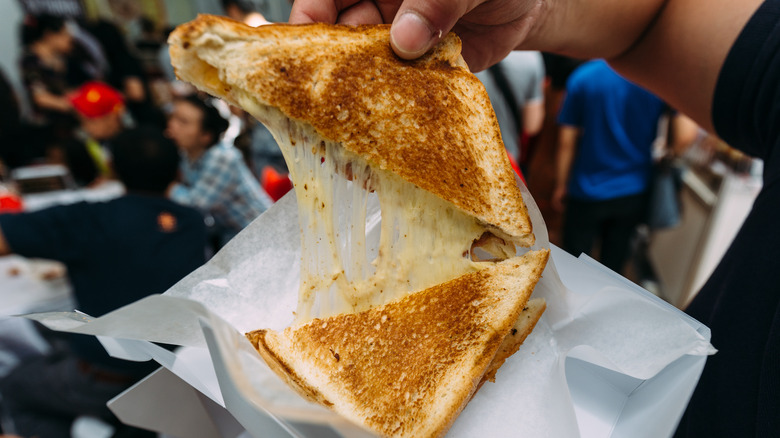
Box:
[289,0,778,436]
[222,0,270,27]
[552,60,668,275]
[542,53,583,93]
[156,25,197,107]
[55,81,129,187]
[68,19,110,84]
[475,50,545,171]
[156,25,179,84]
[133,16,165,78]
[84,19,165,129]
[19,13,78,138]
[167,94,272,249]
[0,67,65,171]
[0,69,24,171]
[0,127,207,438]
[219,0,288,183]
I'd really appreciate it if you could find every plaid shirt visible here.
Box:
[171,143,271,240]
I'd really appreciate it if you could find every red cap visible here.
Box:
[0,192,23,212]
[70,81,124,118]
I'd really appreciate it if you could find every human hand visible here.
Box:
[289,0,544,72]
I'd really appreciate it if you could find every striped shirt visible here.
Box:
[171,142,272,243]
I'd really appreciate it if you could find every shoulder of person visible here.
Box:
[116,195,206,230]
[163,198,205,219]
[572,59,604,77]
[210,142,242,158]
[211,142,248,166]
[20,200,97,226]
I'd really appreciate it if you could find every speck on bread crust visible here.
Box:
[246,250,550,438]
[168,14,533,246]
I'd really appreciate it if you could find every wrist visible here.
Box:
[520,0,666,60]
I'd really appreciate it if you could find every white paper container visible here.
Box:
[26,184,714,438]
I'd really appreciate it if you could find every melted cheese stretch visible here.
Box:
[239,96,490,323]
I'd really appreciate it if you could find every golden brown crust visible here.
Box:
[469,298,546,400]
[169,14,534,245]
[246,330,332,406]
[247,249,550,438]
[481,298,546,385]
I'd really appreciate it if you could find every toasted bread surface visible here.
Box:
[169,15,533,245]
[481,298,546,385]
[246,249,549,437]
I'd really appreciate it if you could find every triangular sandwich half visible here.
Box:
[246,250,549,438]
[169,14,532,244]
[169,16,537,320]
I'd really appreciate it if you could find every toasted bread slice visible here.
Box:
[479,298,546,388]
[169,15,533,246]
[246,249,549,438]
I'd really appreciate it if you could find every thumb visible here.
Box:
[390,0,475,59]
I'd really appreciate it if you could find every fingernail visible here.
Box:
[391,12,434,58]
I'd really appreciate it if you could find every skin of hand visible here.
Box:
[288,0,668,72]
[290,0,545,72]
[33,88,73,113]
[290,0,765,133]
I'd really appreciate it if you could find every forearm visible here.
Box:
[521,0,667,61]
[289,0,764,132]
[522,101,544,137]
[555,125,578,190]
[33,90,72,113]
[524,0,763,132]
[610,0,763,133]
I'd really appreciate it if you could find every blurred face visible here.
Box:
[81,110,123,141]
[46,27,73,54]
[166,101,212,156]
[225,4,243,21]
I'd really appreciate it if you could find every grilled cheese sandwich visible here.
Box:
[169,16,550,437]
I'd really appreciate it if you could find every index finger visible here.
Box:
[289,0,363,24]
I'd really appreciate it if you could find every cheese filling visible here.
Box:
[238,95,492,323]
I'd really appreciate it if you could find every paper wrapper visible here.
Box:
[27,181,715,438]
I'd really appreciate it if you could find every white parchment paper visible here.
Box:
[27,182,715,437]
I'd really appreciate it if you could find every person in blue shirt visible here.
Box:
[0,126,207,437]
[552,60,666,274]
[167,94,272,249]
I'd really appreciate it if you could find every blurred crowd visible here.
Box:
[0,2,292,437]
[0,1,293,256]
